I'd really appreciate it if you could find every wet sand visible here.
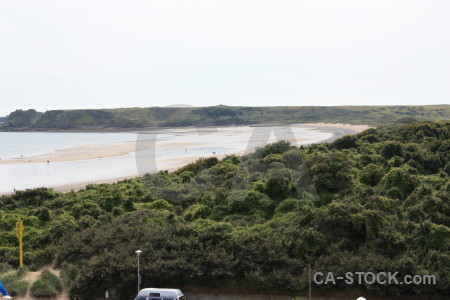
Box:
[0,123,370,166]
[0,141,203,165]
[0,123,371,194]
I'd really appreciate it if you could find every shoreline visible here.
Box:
[1,123,371,195]
[0,154,228,196]
[0,122,371,133]
[0,123,370,165]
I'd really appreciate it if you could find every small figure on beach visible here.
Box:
[47,160,50,165]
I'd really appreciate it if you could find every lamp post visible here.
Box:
[135,250,142,293]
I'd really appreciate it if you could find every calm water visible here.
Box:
[0,126,336,194]
[0,131,138,159]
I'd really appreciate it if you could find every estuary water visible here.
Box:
[0,125,341,194]
[0,131,138,159]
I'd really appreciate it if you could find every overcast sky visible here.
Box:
[0,0,449,116]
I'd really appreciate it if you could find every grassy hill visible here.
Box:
[0,105,449,130]
[1,109,42,128]
[0,121,448,299]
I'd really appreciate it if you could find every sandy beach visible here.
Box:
[51,154,229,194]
[0,141,204,165]
[0,123,371,194]
[300,122,371,133]
[0,123,370,166]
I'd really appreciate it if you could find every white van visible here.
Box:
[134,288,186,300]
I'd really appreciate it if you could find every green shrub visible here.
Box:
[29,246,58,271]
[0,271,29,296]
[30,270,62,298]
[16,266,28,277]
[359,163,384,186]
[145,199,173,210]
[333,135,358,149]
[0,262,12,273]
[60,264,78,287]
[183,203,211,220]
[275,198,309,214]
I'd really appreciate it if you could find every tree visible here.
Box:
[333,135,358,149]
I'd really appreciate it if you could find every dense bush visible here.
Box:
[30,270,62,298]
[0,121,449,299]
[0,262,12,273]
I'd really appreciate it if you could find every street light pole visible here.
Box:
[308,263,311,300]
[135,250,142,294]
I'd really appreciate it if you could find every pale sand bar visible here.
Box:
[0,123,369,166]
[1,123,371,194]
[0,141,203,165]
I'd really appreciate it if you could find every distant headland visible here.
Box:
[0,105,448,131]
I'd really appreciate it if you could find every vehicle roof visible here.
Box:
[137,288,184,297]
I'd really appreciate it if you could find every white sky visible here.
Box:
[0,0,449,116]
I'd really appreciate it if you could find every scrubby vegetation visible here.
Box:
[30,270,62,298]
[0,121,449,299]
[1,105,449,130]
[0,268,29,296]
